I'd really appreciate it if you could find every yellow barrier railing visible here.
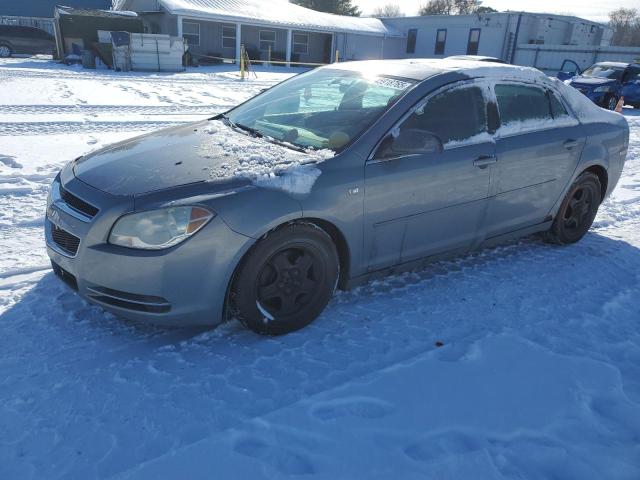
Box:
[190,48,342,80]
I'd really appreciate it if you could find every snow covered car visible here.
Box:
[45,59,630,334]
[563,62,640,110]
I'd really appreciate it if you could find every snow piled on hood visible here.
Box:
[197,120,333,195]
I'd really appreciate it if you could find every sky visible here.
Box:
[354,0,637,23]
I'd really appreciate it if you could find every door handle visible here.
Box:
[563,139,580,150]
[473,155,497,168]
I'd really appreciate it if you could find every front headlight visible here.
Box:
[109,206,214,250]
[593,86,613,93]
[563,79,572,85]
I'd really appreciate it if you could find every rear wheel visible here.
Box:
[544,172,601,245]
[0,44,12,58]
[605,95,618,111]
[231,223,339,335]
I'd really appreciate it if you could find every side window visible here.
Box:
[624,67,640,82]
[548,91,569,119]
[495,84,551,124]
[400,85,488,145]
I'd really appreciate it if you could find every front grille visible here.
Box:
[60,186,99,218]
[51,223,80,256]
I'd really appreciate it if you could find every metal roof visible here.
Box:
[156,0,400,36]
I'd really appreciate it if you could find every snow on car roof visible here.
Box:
[157,0,399,36]
[328,58,548,82]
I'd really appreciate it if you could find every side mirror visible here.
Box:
[374,129,443,160]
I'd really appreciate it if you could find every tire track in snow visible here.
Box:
[0,104,224,115]
[0,120,186,136]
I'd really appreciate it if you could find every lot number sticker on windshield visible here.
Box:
[374,78,412,90]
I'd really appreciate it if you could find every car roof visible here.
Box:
[326,58,545,82]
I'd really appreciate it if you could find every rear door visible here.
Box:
[621,65,640,105]
[484,82,585,237]
[364,81,495,271]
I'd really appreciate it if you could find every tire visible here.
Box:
[230,222,339,335]
[0,44,12,58]
[605,95,618,111]
[544,172,601,245]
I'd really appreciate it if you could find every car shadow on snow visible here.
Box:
[1,231,640,478]
[2,230,640,355]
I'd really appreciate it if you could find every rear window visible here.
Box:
[495,84,551,124]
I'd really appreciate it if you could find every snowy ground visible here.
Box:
[1,57,639,479]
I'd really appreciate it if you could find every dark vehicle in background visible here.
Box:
[561,61,640,110]
[0,25,56,58]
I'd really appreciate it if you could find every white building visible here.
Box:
[113,1,632,72]
[112,0,403,64]
[382,12,612,63]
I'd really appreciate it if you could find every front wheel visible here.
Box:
[230,223,339,335]
[0,44,12,58]
[544,172,601,245]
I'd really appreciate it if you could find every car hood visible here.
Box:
[570,76,616,88]
[74,119,330,197]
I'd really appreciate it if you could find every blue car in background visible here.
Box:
[561,61,640,110]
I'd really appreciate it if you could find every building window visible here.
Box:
[406,28,417,54]
[434,29,446,55]
[259,30,276,51]
[293,33,308,54]
[182,21,200,47]
[222,24,236,49]
[466,28,480,55]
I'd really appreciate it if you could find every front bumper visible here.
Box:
[45,167,253,327]
[571,86,613,107]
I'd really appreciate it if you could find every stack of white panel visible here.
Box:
[110,32,185,72]
[129,33,185,72]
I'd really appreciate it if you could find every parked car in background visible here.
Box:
[562,61,640,110]
[45,59,629,335]
[446,55,507,63]
[0,25,56,58]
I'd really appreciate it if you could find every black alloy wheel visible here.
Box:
[544,172,601,245]
[231,223,339,335]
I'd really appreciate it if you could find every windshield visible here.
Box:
[227,69,415,151]
[582,64,625,80]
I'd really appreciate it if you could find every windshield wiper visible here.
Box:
[221,115,309,153]
[221,114,263,138]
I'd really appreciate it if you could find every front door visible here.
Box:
[485,83,585,237]
[364,82,495,271]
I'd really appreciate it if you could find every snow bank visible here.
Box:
[198,120,333,194]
